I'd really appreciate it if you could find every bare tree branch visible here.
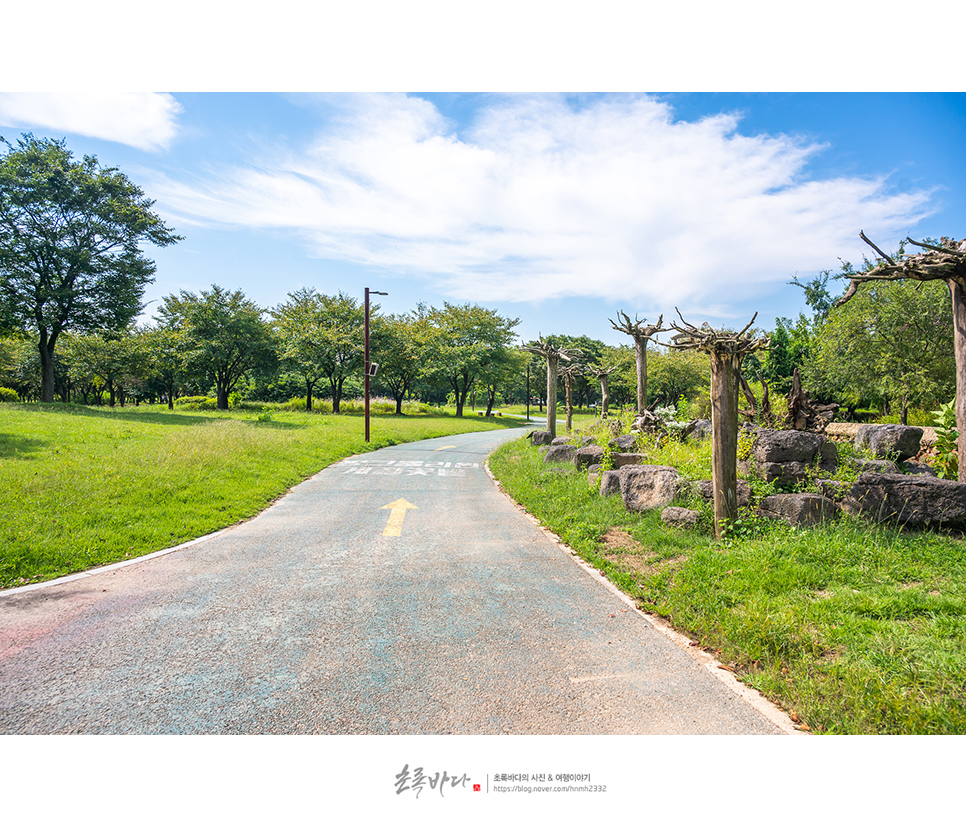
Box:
[860,230,896,265]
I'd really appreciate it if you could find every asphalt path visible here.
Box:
[0,426,793,734]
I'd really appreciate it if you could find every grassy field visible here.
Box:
[489,433,966,734]
[1,402,523,589]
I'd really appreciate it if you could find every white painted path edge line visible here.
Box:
[483,456,804,737]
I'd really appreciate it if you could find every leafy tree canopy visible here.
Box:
[0,134,179,400]
[423,302,520,417]
[157,284,275,410]
[802,279,954,418]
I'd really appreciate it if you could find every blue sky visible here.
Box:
[2,91,964,347]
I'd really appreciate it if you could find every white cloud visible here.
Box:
[0,92,182,150]
[146,93,935,310]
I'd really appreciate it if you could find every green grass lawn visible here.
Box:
[489,435,966,734]
[1,402,522,588]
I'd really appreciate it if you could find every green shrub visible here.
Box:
[930,400,958,480]
[175,395,218,410]
[0,387,19,402]
[873,408,932,427]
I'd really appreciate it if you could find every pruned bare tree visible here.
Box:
[667,309,770,538]
[588,362,622,417]
[609,311,669,414]
[837,232,966,481]
[523,338,580,438]
[559,361,584,433]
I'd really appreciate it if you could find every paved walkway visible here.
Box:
[0,427,794,734]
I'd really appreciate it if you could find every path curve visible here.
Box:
[0,427,794,734]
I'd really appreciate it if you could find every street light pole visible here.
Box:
[364,287,388,442]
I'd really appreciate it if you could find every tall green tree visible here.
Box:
[271,287,361,412]
[141,325,184,409]
[0,134,179,401]
[370,310,426,414]
[424,303,520,417]
[62,329,145,407]
[313,291,365,414]
[157,285,275,410]
[647,348,710,407]
[803,279,954,421]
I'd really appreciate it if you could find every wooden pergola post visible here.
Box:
[667,309,769,538]
[524,338,580,439]
[609,312,669,414]
[589,362,620,417]
[837,233,966,481]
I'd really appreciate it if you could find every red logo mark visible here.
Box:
[473,784,481,792]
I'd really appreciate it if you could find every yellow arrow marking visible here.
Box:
[434,445,456,451]
[381,498,418,536]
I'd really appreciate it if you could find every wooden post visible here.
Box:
[523,338,581,441]
[710,351,742,536]
[610,312,668,415]
[951,279,966,481]
[546,355,559,438]
[666,309,769,538]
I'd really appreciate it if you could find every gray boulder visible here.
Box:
[661,506,702,528]
[751,460,810,488]
[819,440,839,469]
[903,461,938,477]
[550,436,572,446]
[574,445,605,470]
[758,493,838,528]
[530,430,553,446]
[544,444,577,464]
[694,479,753,508]
[854,424,923,463]
[613,452,647,468]
[840,473,966,528]
[619,465,683,512]
[685,419,712,441]
[599,470,622,496]
[630,411,665,432]
[611,434,639,452]
[748,429,828,486]
[752,429,824,464]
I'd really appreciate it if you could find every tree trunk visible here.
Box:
[395,391,404,415]
[634,338,647,413]
[564,375,573,432]
[306,379,314,412]
[330,377,343,414]
[38,331,57,403]
[485,386,496,417]
[950,279,966,482]
[167,382,175,410]
[710,352,742,538]
[600,376,610,417]
[546,357,559,438]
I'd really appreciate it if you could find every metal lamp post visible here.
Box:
[364,287,388,442]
